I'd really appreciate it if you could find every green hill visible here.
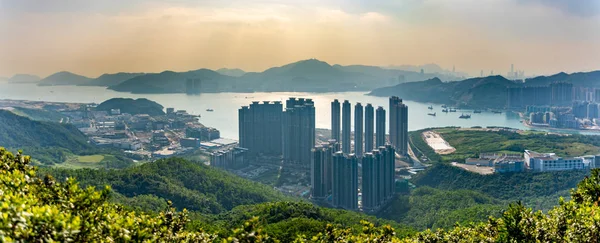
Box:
[369,76,517,108]
[5,148,600,241]
[95,98,165,116]
[83,72,145,86]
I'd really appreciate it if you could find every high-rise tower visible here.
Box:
[311,146,328,200]
[331,99,341,143]
[354,103,363,157]
[364,104,374,153]
[238,101,283,156]
[283,98,315,166]
[332,152,358,210]
[342,100,351,154]
[389,96,408,155]
[375,106,386,147]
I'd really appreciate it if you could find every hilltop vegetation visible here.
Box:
[370,76,517,108]
[95,98,165,116]
[409,128,600,164]
[370,70,600,108]
[37,71,92,86]
[4,148,600,242]
[9,107,66,122]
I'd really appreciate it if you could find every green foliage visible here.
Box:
[10,107,66,122]
[0,147,214,242]
[440,129,600,162]
[409,129,442,163]
[411,164,588,210]
[42,157,290,214]
[379,187,505,230]
[4,147,600,242]
[95,98,165,115]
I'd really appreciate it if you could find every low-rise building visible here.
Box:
[524,150,584,172]
[211,147,248,169]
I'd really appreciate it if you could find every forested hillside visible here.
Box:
[4,148,600,242]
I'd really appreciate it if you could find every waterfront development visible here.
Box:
[0,83,528,139]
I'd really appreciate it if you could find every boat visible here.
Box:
[428,105,433,110]
[428,112,436,116]
[441,105,448,108]
[449,109,457,112]
[442,109,448,113]
[473,110,482,113]
[459,114,471,119]
[206,109,214,112]
[492,110,502,114]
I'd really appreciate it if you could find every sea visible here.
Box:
[0,83,532,139]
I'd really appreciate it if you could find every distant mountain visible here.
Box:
[82,72,145,86]
[237,59,380,92]
[369,75,517,108]
[216,68,246,77]
[524,71,600,87]
[8,74,41,83]
[109,69,234,94]
[38,71,92,86]
[96,98,165,116]
[388,64,469,78]
[333,64,462,83]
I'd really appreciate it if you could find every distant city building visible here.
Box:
[588,103,599,119]
[529,112,545,124]
[573,101,589,119]
[389,97,408,155]
[342,100,351,154]
[508,83,574,108]
[362,145,395,212]
[186,127,220,141]
[185,78,201,94]
[524,150,584,172]
[238,101,283,156]
[551,82,574,105]
[332,152,358,210]
[354,103,363,157]
[180,137,201,148]
[331,99,341,143]
[166,108,175,115]
[376,107,386,147]
[311,145,330,200]
[211,147,248,169]
[364,104,375,153]
[283,98,315,165]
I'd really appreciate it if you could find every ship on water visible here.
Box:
[492,110,502,114]
[428,112,436,116]
[428,105,433,110]
[459,113,471,119]
[442,109,448,113]
[449,108,457,112]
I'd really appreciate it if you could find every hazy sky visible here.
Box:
[1,0,599,78]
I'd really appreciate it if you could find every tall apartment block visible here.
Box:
[283,98,316,166]
[375,106,386,147]
[238,101,283,156]
[361,145,396,212]
[342,100,351,154]
[389,96,408,155]
[332,152,358,210]
[311,146,328,200]
[364,104,374,153]
[311,140,339,199]
[354,103,363,157]
[331,99,341,143]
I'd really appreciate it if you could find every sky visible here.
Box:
[0,0,599,78]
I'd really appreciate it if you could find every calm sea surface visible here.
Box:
[0,83,529,139]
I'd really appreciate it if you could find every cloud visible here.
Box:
[518,0,600,17]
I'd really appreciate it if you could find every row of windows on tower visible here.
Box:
[312,142,396,211]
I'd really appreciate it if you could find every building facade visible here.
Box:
[283,98,316,166]
[238,101,283,156]
[342,100,351,154]
[364,104,374,153]
[332,152,358,210]
[389,97,408,155]
[354,103,363,157]
[524,150,584,172]
[361,145,395,212]
[376,106,386,147]
[331,99,341,143]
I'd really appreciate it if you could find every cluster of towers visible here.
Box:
[312,97,408,211]
[239,98,315,165]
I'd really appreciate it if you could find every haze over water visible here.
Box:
[0,83,527,139]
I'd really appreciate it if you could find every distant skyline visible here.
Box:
[1,0,599,77]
